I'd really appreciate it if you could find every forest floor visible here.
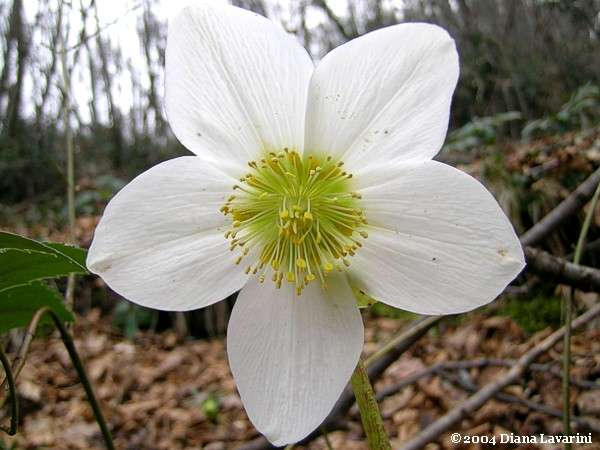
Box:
[2,127,600,449]
[1,309,600,450]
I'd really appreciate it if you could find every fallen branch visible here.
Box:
[236,316,442,450]
[440,370,600,433]
[521,166,600,247]
[400,302,600,450]
[372,358,598,407]
[524,246,600,292]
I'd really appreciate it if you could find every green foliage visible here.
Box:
[353,286,378,309]
[201,393,220,422]
[0,233,86,292]
[444,112,522,152]
[370,303,417,321]
[112,301,156,338]
[523,84,600,139]
[0,231,86,333]
[499,293,562,334]
[0,283,74,334]
[0,440,20,450]
[73,174,126,215]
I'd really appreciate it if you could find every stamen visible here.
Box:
[220,150,369,294]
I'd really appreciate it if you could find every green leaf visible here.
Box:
[43,242,88,269]
[0,231,87,292]
[353,286,378,309]
[0,283,74,334]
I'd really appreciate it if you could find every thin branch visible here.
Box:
[524,246,600,292]
[521,167,600,247]
[311,0,352,40]
[0,308,114,450]
[0,308,47,405]
[400,302,600,450]
[0,346,17,436]
[563,180,600,444]
[367,358,598,418]
[439,370,600,433]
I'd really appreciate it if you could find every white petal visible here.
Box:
[87,157,247,311]
[165,2,313,176]
[305,23,458,172]
[349,160,524,315]
[227,276,363,445]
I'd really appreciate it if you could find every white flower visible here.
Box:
[87,2,525,445]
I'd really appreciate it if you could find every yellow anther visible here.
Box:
[223,150,369,293]
[235,256,243,265]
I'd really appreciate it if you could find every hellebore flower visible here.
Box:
[87,2,525,445]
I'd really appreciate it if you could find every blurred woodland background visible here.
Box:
[2,0,600,449]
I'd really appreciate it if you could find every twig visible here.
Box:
[0,346,17,436]
[320,426,334,450]
[0,308,114,449]
[439,370,600,433]
[524,246,600,292]
[369,358,598,416]
[365,316,442,368]
[562,180,600,446]
[520,166,600,247]
[236,316,440,450]
[312,0,352,40]
[400,302,600,450]
[0,308,47,408]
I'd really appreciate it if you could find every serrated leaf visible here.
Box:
[0,283,74,334]
[0,232,87,270]
[43,242,87,269]
[0,231,88,292]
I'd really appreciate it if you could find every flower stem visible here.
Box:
[350,359,391,450]
[49,310,115,450]
[562,180,600,449]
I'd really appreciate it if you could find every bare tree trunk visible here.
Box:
[1,0,28,138]
[92,0,125,169]
[141,1,165,136]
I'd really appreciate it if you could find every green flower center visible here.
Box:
[221,149,368,295]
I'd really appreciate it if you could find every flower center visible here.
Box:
[221,149,368,295]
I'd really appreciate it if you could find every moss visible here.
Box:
[499,291,562,334]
